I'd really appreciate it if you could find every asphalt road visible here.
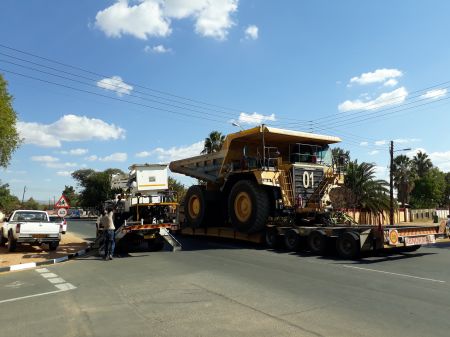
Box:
[1,220,450,337]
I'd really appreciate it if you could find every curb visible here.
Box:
[0,245,93,274]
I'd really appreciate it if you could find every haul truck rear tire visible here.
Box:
[336,232,360,259]
[185,185,208,228]
[228,180,269,233]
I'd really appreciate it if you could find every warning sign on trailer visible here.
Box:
[55,195,70,209]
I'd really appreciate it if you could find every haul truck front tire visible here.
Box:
[228,180,269,233]
[185,185,208,228]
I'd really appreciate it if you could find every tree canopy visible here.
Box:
[0,180,20,214]
[0,74,22,168]
[62,185,79,207]
[202,131,225,154]
[71,168,124,207]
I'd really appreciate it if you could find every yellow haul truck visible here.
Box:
[170,125,445,258]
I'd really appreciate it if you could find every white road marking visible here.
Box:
[55,283,76,291]
[35,268,49,273]
[0,289,65,304]
[40,273,58,279]
[343,265,446,283]
[10,263,36,271]
[47,277,66,284]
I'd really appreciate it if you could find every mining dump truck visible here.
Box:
[97,164,181,252]
[170,125,445,258]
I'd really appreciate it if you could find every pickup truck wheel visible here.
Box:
[284,229,301,251]
[307,230,327,255]
[7,231,17,252]
[48,242,59,251]
[0,230,7,247]
[336,232,360,259]
[228,180,269,233]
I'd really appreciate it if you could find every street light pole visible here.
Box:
[389,141,394,226]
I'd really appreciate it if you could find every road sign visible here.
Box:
[57,208,68,218]
[55,195,70,209]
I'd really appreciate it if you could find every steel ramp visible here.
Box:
[160,228,182,251]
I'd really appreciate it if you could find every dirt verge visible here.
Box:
[0,233,89,267]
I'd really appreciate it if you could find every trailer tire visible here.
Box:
[184,185,208,228]
[147,238,165,252]
[265,227,282,249]
[228,180,269,233]
[307,230,327,255]
[284,229,301,251]
[48,242,59,251]
[336,232,360,259]
[7,231,17,252]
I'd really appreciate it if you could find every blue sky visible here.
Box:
[1,0,450,202]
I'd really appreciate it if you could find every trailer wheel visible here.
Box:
[7,231,17,252]
[147,238,165,252]
[284,229,301,251]
[48,242,59,251]
[185,185,208,228]
[265,227,282,249]
[307,230,327,255]
[228,180,269,233]
[336,232,360,259]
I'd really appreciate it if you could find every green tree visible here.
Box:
[168,177,187,202]
[410,168,446,208]
[22,197,41,210]
[0,74,22,168]
[344,160,391,213]
[62,185,79,207]
[331,147,350,161]
[443,172,450,209]
[201,131,225,154]
[72,168,124,207]
[392,155,416,206]
[0,180,20,214]
[413,151,432,178]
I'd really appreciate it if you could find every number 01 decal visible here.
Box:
[302,171,314,189]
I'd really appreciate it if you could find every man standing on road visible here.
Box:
[100,208,115,260]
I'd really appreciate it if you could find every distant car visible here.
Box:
[49,215,67,234]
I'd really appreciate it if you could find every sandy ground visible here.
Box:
[0,232,89,267]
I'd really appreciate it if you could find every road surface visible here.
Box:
[1,220,449,336]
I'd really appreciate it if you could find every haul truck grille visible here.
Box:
[292,167,324,206]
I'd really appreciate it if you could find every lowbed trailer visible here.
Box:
[170,125,447,259]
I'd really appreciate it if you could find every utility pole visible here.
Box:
[389,141,394,226]
[21,185,27,204]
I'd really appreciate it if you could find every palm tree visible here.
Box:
[344,160,390,213]
[392,155,416,206]
[413,151,432,178]
[201,131,225,154]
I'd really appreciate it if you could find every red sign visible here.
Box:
[55,195,70,209]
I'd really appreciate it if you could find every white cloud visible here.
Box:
[31,155,59,163]
[420,88,447,100]
[85,155,98,162]
[237,112,276,125]
[140,140,204,162]
[95,0,238,41]
[349,68,403,86]
[97,76,133,96]
[384,79,398,87]
[56,171,73,177]
[60,148,89,155]
[46,162,78,169]
[95,0,171,40]
[360,141,368,146]
[99,153,128,162]
[144,44,171,53]
[393,138,420,144]
[374,140,386,146]
[244,25,258,40]
[406,148,450,172]
[374,165,388,181]
[338,87,408,112]
[17,115,125,148]
[368,150,379,155]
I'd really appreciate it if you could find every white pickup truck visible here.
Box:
[0,210,61,252]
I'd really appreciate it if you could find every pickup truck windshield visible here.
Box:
[12,211,48,222]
